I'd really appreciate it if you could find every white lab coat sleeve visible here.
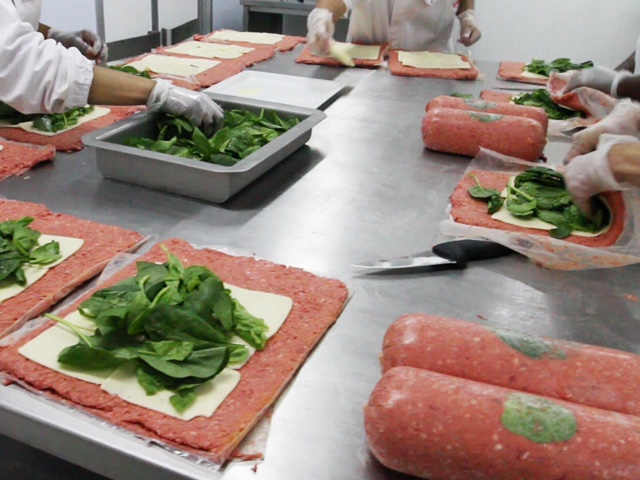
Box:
[0,1,94,114]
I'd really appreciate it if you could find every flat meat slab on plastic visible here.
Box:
[450,170,625,248]
[388,51,479,80]
[0,106,143,152]
[0,140,55,180]
[0,199,144,337]
[0,238,349,465]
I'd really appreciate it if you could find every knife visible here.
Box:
[352,240,513,273]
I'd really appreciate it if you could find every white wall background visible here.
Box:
[467,0,640,68]
[41,0,96,32]
[39,0,640,69]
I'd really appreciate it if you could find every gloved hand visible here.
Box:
[564,134,639,216]
[307,8,335,55]
[147,80,224,135]
[47,28,109,64]
[563,65,632,97]
[457,10,481,47]
[565,100,640,162]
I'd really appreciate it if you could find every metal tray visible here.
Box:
[83,94,326,203]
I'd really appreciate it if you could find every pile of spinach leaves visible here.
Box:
[48,247,269,414]
[125,109,301,166]
[524,58,594,77]
[0,217,61,286]
[512,89,582,121]
[108,65,152,79]
[468,167,609,239]
[0,102,95,133]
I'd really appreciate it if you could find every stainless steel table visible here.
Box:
[1,47,639,480]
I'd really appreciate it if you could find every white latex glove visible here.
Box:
[564,134,639,216]
[563,66,631,97]
[47,28,109,64]
[457,10,481,47]
[147,80,224,135]
[565,100,640,162]
[307,8,335,55]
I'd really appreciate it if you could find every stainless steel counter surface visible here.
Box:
[1,47,639,480]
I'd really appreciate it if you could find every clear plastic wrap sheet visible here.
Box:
[440,148,640,270]
[0,240,353,473]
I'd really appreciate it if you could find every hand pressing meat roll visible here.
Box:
[426,95,549,132]
[365,367,640,480]
[421,107,547,161]
[381,314,640,416]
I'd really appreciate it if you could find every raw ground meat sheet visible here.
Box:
[450,170,625,248]
[123,51,264,88]
[193,32,306,53]
[497,61,548,85]
[387,51,479,80]
[0,199,144,338]
[0,140,55,180]
[155,43,278,80]
[0,238,350,465]
[480,90,514,103]
[0,106,143,152]
[295,44,387,68]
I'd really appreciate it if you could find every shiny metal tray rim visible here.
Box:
[82,93,327,174]
[0,382,221,480]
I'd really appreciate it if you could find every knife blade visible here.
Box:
[352,240,513,273]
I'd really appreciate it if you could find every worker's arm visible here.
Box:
[457,0,481,46]
[615,75,640,102]
[37,23,51,38]
[457,0,475,15]
[88,67,155,105]
[616,52,635,73]
[316,0,347,23]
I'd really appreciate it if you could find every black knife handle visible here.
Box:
[432,240,512,269]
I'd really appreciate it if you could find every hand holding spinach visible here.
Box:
[467,167,609,239]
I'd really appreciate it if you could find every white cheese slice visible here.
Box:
[225,284,293,369]
[101,362,241,420]
[18,283,292,419]
[165,41,254,59]
[126,54,220,77]
[316,42,380,61]
[18,311,113,384]
[16,107,111,137]
[209,30,283,45]
[0,234,84,304]
[398,51,470,69]
[491,178,609,237]
[521,69,548,79]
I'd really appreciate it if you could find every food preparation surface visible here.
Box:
[1,46,639,480]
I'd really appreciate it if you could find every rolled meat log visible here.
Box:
[426,95,549,133]
[365,367,640,480]
[421,107,546,161]
[381,313,640,416]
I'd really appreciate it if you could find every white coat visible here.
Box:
[0,0,94,114]
[343,0,458,52]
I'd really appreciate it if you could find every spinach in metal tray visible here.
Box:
[48,246,270,414]
[125,109,301,166]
